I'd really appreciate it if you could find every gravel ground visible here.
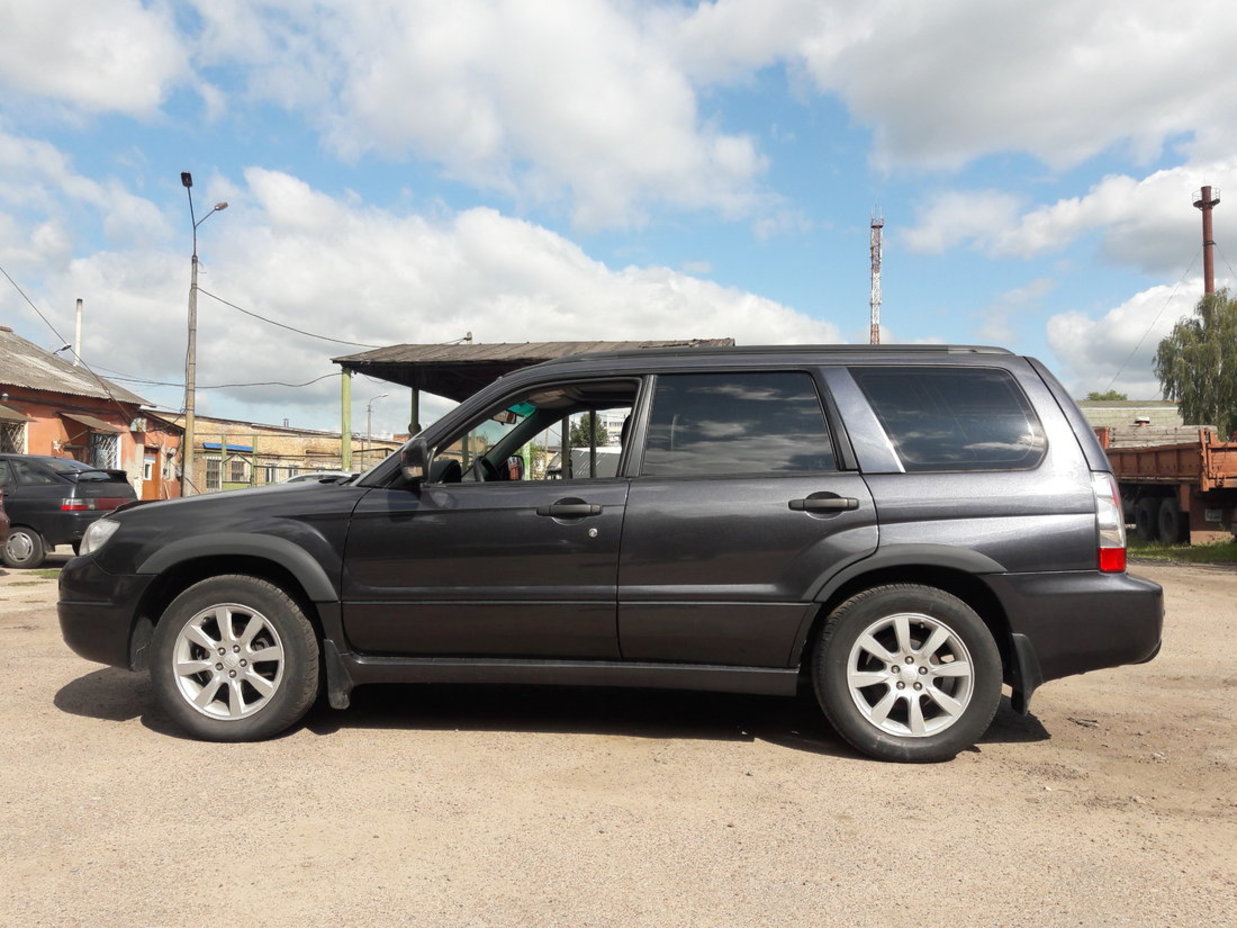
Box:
[0,558,1232,927]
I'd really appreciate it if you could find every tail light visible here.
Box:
[1092,472,1126,573]
[60,498,97,512]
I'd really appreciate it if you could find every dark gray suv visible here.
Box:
[58,345,1162,761]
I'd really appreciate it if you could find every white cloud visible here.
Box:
[976,278,1055,346]
[8,167,840,435]
[1045,281,1236,399]
[995,162,1237,276]
[785,0,1237,172]
[904,158,1237,276]
[6,1,1233,235]
[902,190,1023,255]
[0,0,186,115]
[0,131,174,283]
[665,0,1237,179]
[186,0,768,229]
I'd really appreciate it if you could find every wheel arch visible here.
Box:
[129,544,334,671]
[793,552,1015,689]
[137,534,337,601]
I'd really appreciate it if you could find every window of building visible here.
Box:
[0,422,24,454]
[205,457,221,490]
[850,366,1047,472]
[641,371,835,478]
[229,458,247,483]
[87,432,119,470]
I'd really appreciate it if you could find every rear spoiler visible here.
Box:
[70,468,129,481]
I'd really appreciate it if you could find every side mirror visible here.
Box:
[507,455,525,480]
[400,438,429,484]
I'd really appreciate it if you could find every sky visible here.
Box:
[1,0,1234,438]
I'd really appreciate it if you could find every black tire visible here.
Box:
[1134,497,1160,542]
[812,584,1002,763]
[1157,497,1188,545]
[3,526,47,569]
[150,575,320,742]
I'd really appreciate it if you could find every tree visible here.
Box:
[1155,289,1237,437]
[568,415,609,448]
[1085,389,1128,401]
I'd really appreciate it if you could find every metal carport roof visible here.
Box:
[332,339,734,402]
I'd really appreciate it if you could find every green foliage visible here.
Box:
[1085,389,1128,401]
[1155,289,1237,437]
[568,416,609,448]
[1128,536,1237,564]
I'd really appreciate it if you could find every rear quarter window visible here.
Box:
[849,366,1046,472]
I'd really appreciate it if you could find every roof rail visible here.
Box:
[547,343,1014,363]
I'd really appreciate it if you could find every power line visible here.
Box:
[0,259,152,424]
[198,288,386,348]
[96,367,341,391]
[1104,250,1198,392]
[1213,242,1236,286]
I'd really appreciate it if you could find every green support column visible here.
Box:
[341,371,353,470]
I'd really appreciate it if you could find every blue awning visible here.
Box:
[201,441,254,452]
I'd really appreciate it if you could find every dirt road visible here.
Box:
[0,560,1232,927]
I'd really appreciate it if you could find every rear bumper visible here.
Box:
[57,557,153,669]
[986,569,1163,687]
[22,509,108,546]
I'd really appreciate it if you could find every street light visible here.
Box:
[180,171,228,496]
[365,392,389,462]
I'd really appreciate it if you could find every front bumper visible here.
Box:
[986,569,1163,687]
[57,557,154,669]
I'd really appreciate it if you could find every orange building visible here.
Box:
[0,326,181,500]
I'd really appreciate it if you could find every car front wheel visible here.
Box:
[3,526,47,569]
[813,584,1002,763]
[150,575,320,742]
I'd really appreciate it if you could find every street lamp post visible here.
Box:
[180,171,227,496]
[365,392,389,463]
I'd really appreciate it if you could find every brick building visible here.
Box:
[0,325,181,499]
[158,411,401,493]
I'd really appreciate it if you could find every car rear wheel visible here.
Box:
[150,575,320,742]
[813,584,1002,763]
[3,526,47,569]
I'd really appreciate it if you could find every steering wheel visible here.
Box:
[477,456,502,482]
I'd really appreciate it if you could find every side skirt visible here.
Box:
[321,639,798,710]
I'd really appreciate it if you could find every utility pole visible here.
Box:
[73,299,82,366]
[180,171,228,496]
[1193,186,1221,295]
[365,392,388,466]
[869,211,884,345]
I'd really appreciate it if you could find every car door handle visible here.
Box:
[536,502,603,518]
[789,496,859,512]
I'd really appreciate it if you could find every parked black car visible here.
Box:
[58,345,1162,761]
[0,454,137,568]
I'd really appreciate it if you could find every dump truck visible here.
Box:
[1096,425,1237,543]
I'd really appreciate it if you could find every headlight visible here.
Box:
[79,518,121,557]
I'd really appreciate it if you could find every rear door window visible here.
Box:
[10,459,60,485]
[640,371,835,477]
[850,366,1046,472]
